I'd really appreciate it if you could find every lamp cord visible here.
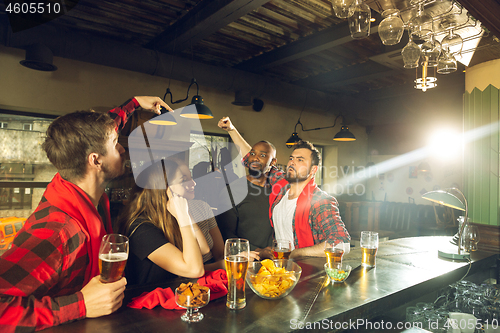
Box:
[301,114,343,132]
[190,29,195,79]
[457,257,472,282]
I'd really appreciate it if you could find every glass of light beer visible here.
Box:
[98,234,129,283]
[360,231,378,267]
[224,238,250,310]
[273,239,292,260]
[324,240,344,269]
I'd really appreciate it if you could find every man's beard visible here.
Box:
[248,162,265,178]
[102,160,124,182]
[285,167,309,183]
[248,168,263,178]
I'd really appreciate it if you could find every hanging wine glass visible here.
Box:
[402,34,421,69]
[378,9,404,45]
[437,50,457,74]
[332,0,355,19]
[440,29,463,56]
[348,0,371,39]
[420,34,441,67]
[408,2,433,40]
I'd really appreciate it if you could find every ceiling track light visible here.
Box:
[163,78,214,120]
[286,114,356,147]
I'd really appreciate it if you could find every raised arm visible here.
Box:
[108,96,171,132]
[218,117,252,156]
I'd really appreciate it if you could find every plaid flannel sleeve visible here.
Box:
[107,97,140,132]
[0,208,86,332]
[241,152,285,186]
[310,195,351,245]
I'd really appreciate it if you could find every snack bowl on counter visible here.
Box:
[246,259,301,300]
[324,262,352,283]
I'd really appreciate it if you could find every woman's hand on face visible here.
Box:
[166,188,191,226]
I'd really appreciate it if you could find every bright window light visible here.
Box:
[427,129,462,159]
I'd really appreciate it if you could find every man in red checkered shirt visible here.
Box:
[218,117,350,259]
[0,96,171,332]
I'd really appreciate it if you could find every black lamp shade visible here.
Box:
[286,132,302,147]
[149,106,177,125]
[333,125,356,141]
[20,44,57,71]
[180,95,214,119]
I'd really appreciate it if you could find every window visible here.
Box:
[0,112,57,218]
[4,224,13,236]
[189,131,231,171]
[14,222,23,232]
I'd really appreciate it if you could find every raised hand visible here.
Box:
[218,117,235,132]
[134,96,173,115]
[166,188,192,227]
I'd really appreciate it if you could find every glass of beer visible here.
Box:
[224,238,250,310]
[273,239,292,260]
[360,231,378,267]
[324,241,344,269]
[98,234,129,283]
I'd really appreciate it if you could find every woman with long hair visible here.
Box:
[168,158,226,271]
[119,159,207,285]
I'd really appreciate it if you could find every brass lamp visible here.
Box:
[421,188,470,260]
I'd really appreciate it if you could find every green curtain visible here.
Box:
[463,84,500,226]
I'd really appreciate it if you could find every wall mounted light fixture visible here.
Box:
[286,114,356,147]
[163,78,213,119]
[149,106,178,126]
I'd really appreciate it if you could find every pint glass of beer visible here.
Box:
[360,231,378,267]
[99,234,129,283]
[273,239,292,260]
[324,241,344,268]
[224,238,250,310]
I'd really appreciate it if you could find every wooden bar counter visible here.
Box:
[43,237,497,333]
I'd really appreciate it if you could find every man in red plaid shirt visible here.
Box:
[0,96,171,332]
[218,117,350,259]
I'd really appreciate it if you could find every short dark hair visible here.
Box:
[42,110,116,181]
[294,140,321,167]
[256,140,276,153]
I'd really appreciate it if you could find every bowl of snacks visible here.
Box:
[175,282,210,322]
[324,263,352,283]
[246,259,301,299]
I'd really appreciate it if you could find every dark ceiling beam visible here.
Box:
[235,22,350,72]
[235,12,382,73]
[327,69,400,88]
[293,60,392,88]
[147,0,270,54]
[361,69,465,101]
[457,0,500,39]
[0,16,372,122]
